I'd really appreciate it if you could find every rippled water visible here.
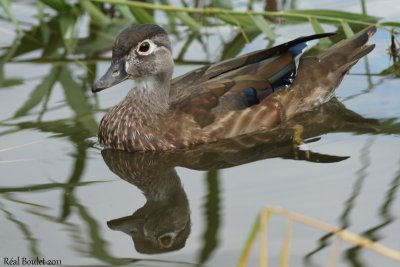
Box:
[1,1,399,266]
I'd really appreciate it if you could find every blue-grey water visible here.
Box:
[1,0,399,266]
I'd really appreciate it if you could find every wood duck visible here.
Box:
[92,24,376,152]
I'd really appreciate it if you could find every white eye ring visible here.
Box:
[136,39,156,55]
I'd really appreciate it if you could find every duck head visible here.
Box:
[92,24,174,93]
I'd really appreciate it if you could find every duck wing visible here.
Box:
[169,32,334,128]
[170,32,334,97]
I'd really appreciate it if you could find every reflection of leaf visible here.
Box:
[3,119,92,140]
[0,79,23,88]
[60,144,87,221]
[4,195,48,208]
[0,181,106,193]
[42,33,64,58]
[0,36,22,88]
[1,207,40,257]
[198,170,221,264]
[72,196,130,265]
[59,67,89,116]
[380,61,400,77]
[75,21,127,57]
[59,67,98,134]
[39,22,51,45]
[8,16,64,59]
[0,0,21,34]
[85,63,97,87]
[378,118,400,134]
[13,28,45,57]
[14,67,60,118]
[59,13,78,53]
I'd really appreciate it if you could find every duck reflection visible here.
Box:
[101,98,377,254]
[104,150,191,254]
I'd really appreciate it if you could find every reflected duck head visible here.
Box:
[107,202,191,254]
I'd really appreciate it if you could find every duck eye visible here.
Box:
[138,41,150,53]
[158,233,174,248]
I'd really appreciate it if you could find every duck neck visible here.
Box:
[99,74,173,151]
[127,74,171,114]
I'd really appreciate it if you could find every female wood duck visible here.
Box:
[92,24,376,152]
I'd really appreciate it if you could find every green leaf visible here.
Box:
[215,13,236,25]
[341,21,354,38]
[216,13,255,28]
[212,0,233,9]
[14,67,60,118]
[159,0,177,33]
[80,0,111,25]
[176,31,198,60]
[287,9,378,23]
[308,17,331,46]
[221,29,261,60]
[309,17,325,34]
[116,5,135,21]
[381,21,400,28]
[251,15,276,40]
[176,12,201,31]
[129,7,155,23]
[39,0,69,12]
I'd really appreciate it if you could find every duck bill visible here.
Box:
[91,60,128,93]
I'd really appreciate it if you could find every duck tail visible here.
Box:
[319,26,376,73]
[288,26,376,113]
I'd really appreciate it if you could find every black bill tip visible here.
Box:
[91,60,128,93]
